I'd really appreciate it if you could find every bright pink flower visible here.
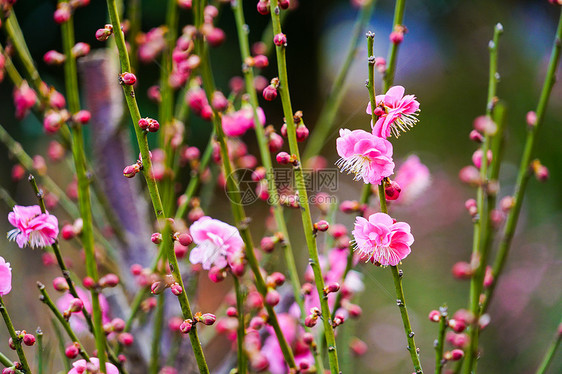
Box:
[394,155,431,204]
[221,105,266,137]
[68,358,119,374]
[352,213,414,266]
[336,129,395,184]
[57,287,110,333]
[0,257,12,296]
[7,205,59,249]
[366,85,420,138]
[189,216,244,270]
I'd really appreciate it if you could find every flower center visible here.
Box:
[336,155,371,181]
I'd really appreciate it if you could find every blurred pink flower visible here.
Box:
[221,105,266,137]
[352,213,414,266]
[68,358,119,374]
[0,257,12,296]
[394,155,431,204]
[336,129,395,184]
[7,205,59,249]
[366,85,420,138]
[189,216,244,270]
[13,81,37,120]
[57,288,110,333]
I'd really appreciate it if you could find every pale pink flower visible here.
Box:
[189,216,244,270]
[221,105,266,137]
[68,358,119,374]
[57,288,111,333]
[336,129,395,184]
[7,205,59,249]
[352,213,414,266]
[0,257,12,296]
[394,155,431,204]
[366,85,420,138]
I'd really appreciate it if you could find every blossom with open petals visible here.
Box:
[221,105,266,137]
[7,205,59,249]
[68,358,119,374]
[0,257,12,296]
[189,216,244,270]
[352,213,414,266]
[336,129,394,184]
[366,85,420,138]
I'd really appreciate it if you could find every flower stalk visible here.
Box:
[268,1,341,372]
[434,306,448,374]
[0,296,31,373]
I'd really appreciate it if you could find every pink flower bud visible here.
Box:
[389,31,404,44]
[148,118,160,132]
[526,111,537,127]
[296,124,309,142]
[459,166,481,186]
[61,224,75,240]
[268,132,284,152]
[65,343,80,359]
[148,85,161,102]
[72,42,90,58]
[532,161,549,182]
[256,0,270,15]
[250,353,269,372]
[151,232,162,244]
[73,110,91,124]
[112,318,125,332]
[208,266,227,283]
[472,149,492,169]
[260,236,277,252]
[313,220,329,232]
[444,349,464,361]
[452,261,473,279]
[473,115,497,135]
[324,282,340,295]
[448,319,466,333]
[350,337,368,356]
[123,164,140,178]
[469,130,483,143]
[301,283,314,295]
[170,283,183,295]
[82,276,96,289]
[276,151,291,164]
[119,72,137,86]
[304,315,318,328]
[267,272,286,288]
[262,85,277,101]
[68,298,84,313]
[11,165,25,182]
[43,50,66,65]
[211,91,228,112]
[428,309,441,322]
[279,0,290,9]
[151,281,166,295]
[273,33,287,47]
[95,26,113,42]
[54,4,71,24]
[138,117,150,130]
[177,233,193,246]
[347,303,362,318]
[130,264,143,276]
[226,307,238,318]
[23,334,35,346]
[483,266,494,288]
[384,180,401,201]
[500,196,515,212]
[53,277,69,292]
[43,110,65,134]
[99,274,119,288]
[47,141,65,162]
[265,289,280,306]
[199,313,216,326]
[205,27,225,47]
[340,200,362,214]
[180,319,193,333]
[249,316,264,330]
[168,317,183,332]
[118,332,134,346]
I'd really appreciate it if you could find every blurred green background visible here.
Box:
[0,0,560,373]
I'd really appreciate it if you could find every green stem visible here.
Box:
[268,1,340,372]
[233,276,247,374]
[195,10,297,368]
[0,297,31,373]
[384,0,406,89]
[0,43,23,86]
[37,282,90,361]
[483,9,562,316]
[535,318,562,374]
[104,1,209,372]
[434,306,448,374]
[36,327,43,374]
[51,318,71,372]
[59,2,108,368]
[126,0,142,73]
[149,294,165,374]
[303,0,377,160]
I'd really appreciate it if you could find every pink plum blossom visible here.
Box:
[57,288,111,333]
[352,213,414,266]
[0,257,12,296]
[221,105,266,137]
[189,216,244,270]
[394,155,431,204]
[7,205,59,249]
[366,85,420,138]
[336,129,395,184]
[68,358,119,374]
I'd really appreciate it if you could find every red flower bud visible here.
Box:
[273,33,287,47]
[313,220,329,232]
[177,233,193,246]
[65,343,80,359]
[118,332,134,346]
[23,334,35,346]
[262,85,277,101]
[73,110,91,124]
[265,289,280,306]
[151,232,162,244]
[428,310,441,322]
[53,277,69,292]
[68,298,84,313]
[180,319,193,333]
[256,0,270,15]
[82,276,95,289]
[279,0,290,10]
[119,72,137,86]
[170,283,183,296]
[384,180,401,201]
[99,274,119,288]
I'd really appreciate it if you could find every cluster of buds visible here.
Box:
[138,117,160,133]
[82,273,119,290]
[389,24,408,44]
[13,81,37,120]
[43,109,70,133]
[178,312,216,334]
[293,111,309,142]
[275,151,298,166]
[137,26,166,63]
[323,282,340,296]
[151,274,183,296]
[95,24,114,42]
[263,77,279,101]
[244,54,269,70]
[103,318,125,335]
[186,84,212,121]
[304,307,322,327]
[9,330,36,349]
[200,6,225,47]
